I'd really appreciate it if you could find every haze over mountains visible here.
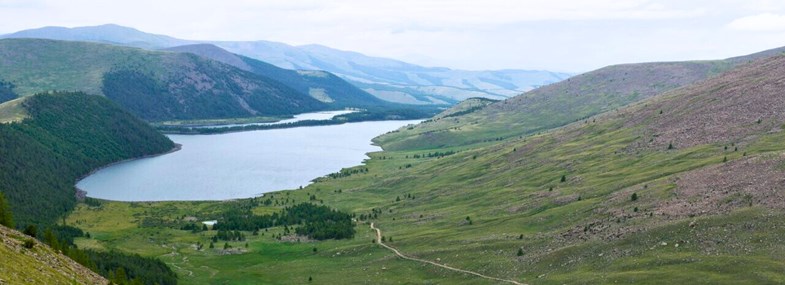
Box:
[0,24,571,104]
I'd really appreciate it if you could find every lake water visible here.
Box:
[199,110,356,129]
[77,120,419,201]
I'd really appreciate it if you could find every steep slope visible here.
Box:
[377,46,785,151]
[0,92,175,226]
[164,44,390,108]
[0,38,325,121]
[0,24,571,104]
[0,224,108,284]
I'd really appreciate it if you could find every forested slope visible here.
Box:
[0,92,174,226]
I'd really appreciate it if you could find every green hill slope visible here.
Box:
[0,92,174,226]
[377,47,785,151]
[0,38,325,121]
[0,224,108,285]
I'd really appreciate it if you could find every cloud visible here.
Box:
[728,13,785,31]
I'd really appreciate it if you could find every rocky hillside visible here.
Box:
[0,224,108,284]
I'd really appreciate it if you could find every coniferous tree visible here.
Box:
[0,192,13,228]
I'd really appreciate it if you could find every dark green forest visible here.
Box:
[0,92,174,226]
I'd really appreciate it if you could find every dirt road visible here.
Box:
[369,223,525,285]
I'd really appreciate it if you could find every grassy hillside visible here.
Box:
[69,52,785,284]
[0,224,108,284]
[0,92,174,226]
[0,38,325,121]
[376,46,785,151]
[165,44,391,109]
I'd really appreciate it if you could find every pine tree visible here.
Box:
[517,248,524,256]
[0,192,13,228]
[560,175,566,182]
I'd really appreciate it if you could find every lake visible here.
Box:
[76,120,419,201]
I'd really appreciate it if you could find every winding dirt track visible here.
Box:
[370,223,525,285]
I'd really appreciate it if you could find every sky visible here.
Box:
[2,0,785,72]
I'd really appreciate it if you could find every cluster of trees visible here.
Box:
[442,105,489,118]
[211,203,355,240]
[212,230,246,241]
[86,250,177,285]
[324,167,369,179]
[409,150,457,159]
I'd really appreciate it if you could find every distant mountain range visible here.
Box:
[163,44,387,109]
[0,24,571,104]
[0,38,330,121]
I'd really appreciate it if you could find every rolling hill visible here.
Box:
[164,44,390,108]
[0,24,572,104]
[0,38,326,121]
[376,46,785,151]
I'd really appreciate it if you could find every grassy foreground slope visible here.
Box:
[0,224,108,284]
[377,47,785,151]
[0,38,324,121]
[69,53,785,284]
[0,92,174,226]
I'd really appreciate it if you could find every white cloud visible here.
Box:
[2,0,785,71]
[728,13,785,31]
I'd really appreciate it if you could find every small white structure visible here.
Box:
[202,220,218,227]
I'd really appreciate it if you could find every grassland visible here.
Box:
[66,54,785,284]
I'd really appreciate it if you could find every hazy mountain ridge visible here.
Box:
[0,38,326,121]
[0,24,571,104]
[164,43,390,108]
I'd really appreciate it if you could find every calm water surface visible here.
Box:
[77,120,418,201]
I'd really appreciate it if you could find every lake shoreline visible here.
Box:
[157,118,420,135]
[75,143,183,199]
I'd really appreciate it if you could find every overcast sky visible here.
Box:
[2,0,785,72]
